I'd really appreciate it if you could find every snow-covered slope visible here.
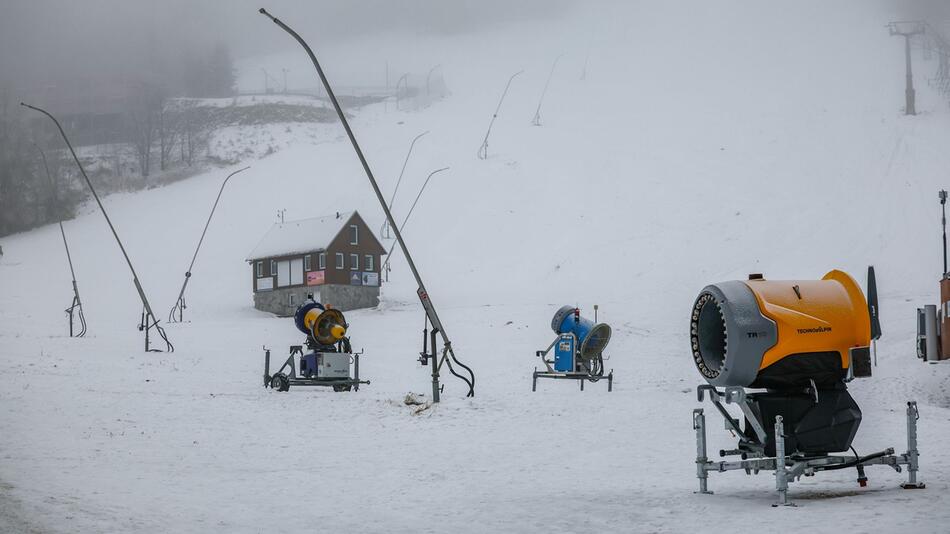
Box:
[2,2,950,532]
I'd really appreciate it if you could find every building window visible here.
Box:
[256,261,263,277]
[319,253,326,270]
[288,293,296,306]
[270,259,277,275]
[349,224,359,245]
[335,253,344,269]
[350,254,359,270]
[304,254,312,271]
[364,255,374,272]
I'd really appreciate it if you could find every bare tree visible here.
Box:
[159,103,178,171]
[126,82,165,179]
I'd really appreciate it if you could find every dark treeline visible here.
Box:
[0,43,236,237]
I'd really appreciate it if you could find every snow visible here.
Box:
[174,94,330,109]
[246,211,354,260]
[2,1,950,532]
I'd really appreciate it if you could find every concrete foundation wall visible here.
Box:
[253,284,380,316]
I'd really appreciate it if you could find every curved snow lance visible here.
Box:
[265,298,367,393]
[35,143,86,337]
[533,305,613,391]
[690,270,924,505]
[168,166,250,323]
[259,7,474,401]
[21,102,171,352]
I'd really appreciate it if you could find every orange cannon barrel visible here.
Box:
[690,270,871,389]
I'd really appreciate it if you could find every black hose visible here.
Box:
[444,344,475,397]
[821,448,890,471]
[77,305,87,337]
[442,350,475,397]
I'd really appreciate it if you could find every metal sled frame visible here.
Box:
[693,385,924,506]
[532,335,613,392]
[263,346,369,392]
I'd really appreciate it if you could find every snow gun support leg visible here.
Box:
[693,408,713,494]
[694,387,924,505]
[901,401,926,489]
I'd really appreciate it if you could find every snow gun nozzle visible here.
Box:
[258,8,276,21]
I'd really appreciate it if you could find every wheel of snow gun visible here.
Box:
[270,373,290,392]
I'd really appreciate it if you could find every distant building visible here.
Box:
[246,211,386,315]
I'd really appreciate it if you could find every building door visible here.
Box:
[290,258,304,285]
[277,260,291,287]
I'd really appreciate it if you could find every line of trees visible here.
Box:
[127,44,236,178]
[0,96,83,236]
[0,43,236,237]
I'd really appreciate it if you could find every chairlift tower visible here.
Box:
[889,21,926,115]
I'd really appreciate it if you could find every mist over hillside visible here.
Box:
[2,1,950,532]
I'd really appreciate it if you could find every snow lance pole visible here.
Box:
[169,166,250,323]
[21,103,172,353]
[531,54,563,126]
[35,143,86,337]
[259,8,474,401]
[382,167,449,275]
[381,131,429,239]
[940,190,947,276]
[478,70,523,160]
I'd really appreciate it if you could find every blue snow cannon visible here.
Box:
[533,305,614,391]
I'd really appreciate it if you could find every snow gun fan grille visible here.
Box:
[691,292,727,379]
[579,323,611,358]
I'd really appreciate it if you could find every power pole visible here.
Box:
[282,68,289,94]
[889,21,926,115]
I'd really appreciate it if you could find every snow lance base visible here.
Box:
[692,386,924,506]
[263,345,369,393]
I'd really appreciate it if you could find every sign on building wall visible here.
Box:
[350,271,363,286]
[307,270,326,286]
[361,272,379,287]
[256,277,274,291]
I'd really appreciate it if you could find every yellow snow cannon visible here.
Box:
[297,301,347,346]
[688,269,923,506]
[690,270,873,389]
[263,298,367,393]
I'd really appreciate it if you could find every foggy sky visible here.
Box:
[0,0,571,92]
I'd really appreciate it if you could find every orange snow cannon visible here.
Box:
[689,269,925,503]
[690,270,873,389]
